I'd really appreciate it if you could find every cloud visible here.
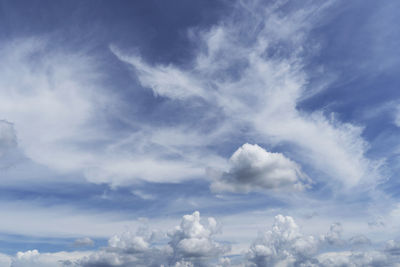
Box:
[0,253,11,267]
[132,190,156,200]
[8,250,88,267]
[109,47,206,100]
[79,211,229,267]
[385,240,400,256]
[247,214,319,266]
[0,0,382,193]
[316,250,389,267]
[111,0,380,190]
[0,38,100,173]
[0,120,20,168]
[0,120,17,155]
[2,211,400,266]
[73,237,94,248]
[394,105,400,127]
[210,143,309,193]
[168,211,229,262]
[246,214,400,267]
[0,38,218,186]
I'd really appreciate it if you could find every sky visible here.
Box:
[0,0,400,266]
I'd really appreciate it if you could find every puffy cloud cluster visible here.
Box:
[168,211,229,263]
[247,215,318,266]
[79,211,229,267]
[2,212,400,267]
[211,144,309,193]
[246,215,400,267]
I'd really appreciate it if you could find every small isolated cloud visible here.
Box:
[73,237,94,248]
[211,143,310,194]
[132,190,155,200]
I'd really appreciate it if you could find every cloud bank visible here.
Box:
[1,211,400,267]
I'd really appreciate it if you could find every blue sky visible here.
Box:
[1,0,400,266]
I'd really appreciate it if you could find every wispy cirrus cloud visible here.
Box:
[111,0,381,190]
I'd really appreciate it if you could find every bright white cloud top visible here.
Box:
[211,144,309,193]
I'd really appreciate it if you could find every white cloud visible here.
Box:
[79,211,229,267]
[168,211,229,261]
[110,46,206,100]
[0,253,11,267]
[111,0,380,189]
[211,143,309,193]
[0,120,21,168]
[1,211,400,266]
[0,120,16,155]
[247,214,318,266]
[385,240,400,256]
[0,201,151,239]
[0,38,225,186]
[246,214,400,267]
[73,237,94,247]
[0,0,382,191]
[10,250,88,267]
[0,38,100,173]
[108,231,150,253]
[316,250,390,267]
[394,105,400,127]
[132,190,155,200]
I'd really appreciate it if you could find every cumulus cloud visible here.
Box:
[2,211,400,267]
[246,214,400,267]
[168,211,229,263]
[79,211,229,267]
[210,143,310,193]
[247,215,319,266]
